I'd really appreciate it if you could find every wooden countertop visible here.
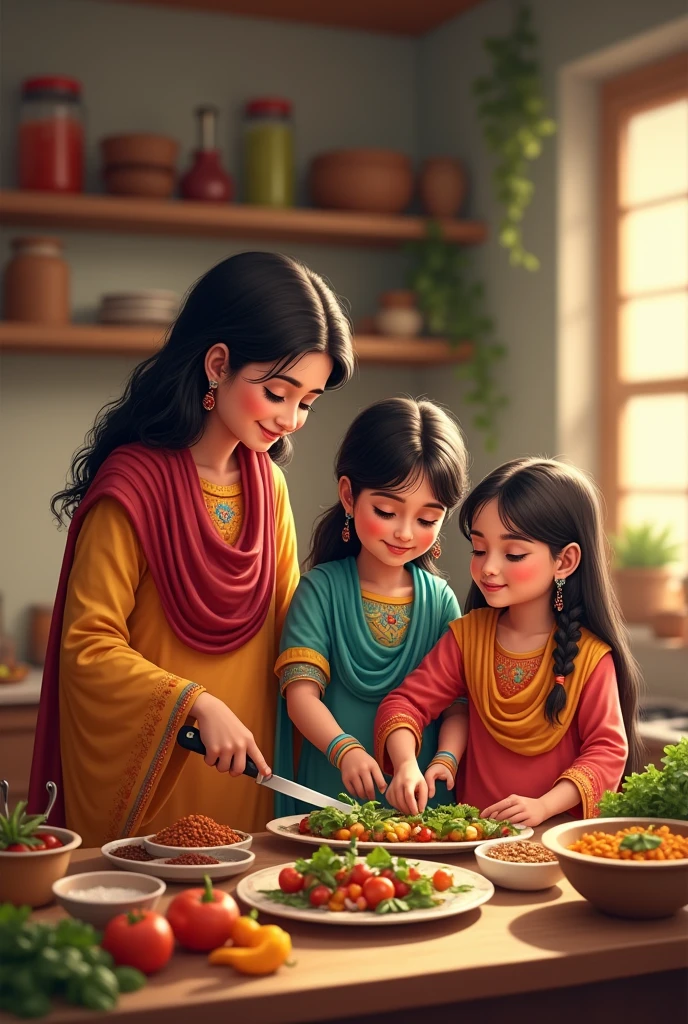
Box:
[3,822,687,1024]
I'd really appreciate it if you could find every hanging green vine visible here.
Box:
[406,222,506,450]
[473,3,556,270]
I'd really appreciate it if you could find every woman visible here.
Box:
[29,252,354,845]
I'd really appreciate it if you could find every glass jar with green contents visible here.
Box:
[243,97,294,207]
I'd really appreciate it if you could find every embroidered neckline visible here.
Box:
[360,589,413,605]
[199,477,242,497]
[495,638,547,660]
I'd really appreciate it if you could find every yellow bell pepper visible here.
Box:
[209,924,292,975]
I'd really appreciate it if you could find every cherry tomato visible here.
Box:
[334,868,351,884]
[302,873,317,890]
[5,843,31,852]
[102,910,174,974]
[349,863,374,886]
[333,828,351,841]
[362,876,395,910]
[347,883,363,900]
[278,867,304,893]
[416,827,435,843]
[31,841,47,851]
[298,817,311,834]
[501,826,512,837]
[355,896,368,911]
[166,877,239,952]
[393,879,411,898]
[379,868,395,880]
[36,833,63,850]
[407,867,422,881]
[433,869,453,892]
[349,823,366,838]
[309,885,332,908]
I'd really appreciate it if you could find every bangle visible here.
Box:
[326,733,364,769]
[429,750,458,776]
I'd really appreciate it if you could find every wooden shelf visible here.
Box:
[0,322,471,365]
[0,190,486,248]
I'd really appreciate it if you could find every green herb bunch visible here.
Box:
[597,739,688,820]
[611,522,681,569]
[0,802,47,851]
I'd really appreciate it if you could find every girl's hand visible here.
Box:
[481,794,545,827]
[193,692,271,778]
[385,760,428,816]
[339,747,387,802]
[424,762,456,799]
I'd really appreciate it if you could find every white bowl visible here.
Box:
[102,836,255,882]
[143,830,252,858]
[52,870,165,929]
[474,839,564,891]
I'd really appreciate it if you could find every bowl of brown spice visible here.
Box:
[474,839,563,891]
[143,814,252,858]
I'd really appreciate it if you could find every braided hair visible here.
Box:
[460,457,644,776]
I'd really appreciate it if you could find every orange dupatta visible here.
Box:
[449,608,610,756]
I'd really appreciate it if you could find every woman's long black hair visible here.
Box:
[306,397,469,575]
[459,457,643,775]
[52,252,354,523]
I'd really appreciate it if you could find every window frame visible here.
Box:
[599,50,688,536]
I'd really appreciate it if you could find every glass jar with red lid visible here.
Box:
[243,97,294,207]
[19,76,85,193]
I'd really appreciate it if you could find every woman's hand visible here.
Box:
[192,692,271,777]
[385,760,428,816]
[481,794,545,827]
[424,761,456,799]
[339,748,387,802]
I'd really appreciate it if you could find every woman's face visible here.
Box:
[206,346,333,452]
[340,472,447,568]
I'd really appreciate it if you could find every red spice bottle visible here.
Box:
[180,106,233,202]
[18,77,84,192]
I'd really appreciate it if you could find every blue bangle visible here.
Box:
[434,750,458,769]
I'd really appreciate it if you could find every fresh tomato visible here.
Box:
[347,883,363,900]
[407,867,422,881]
[333,828,351,841]
[416,827,435,843]
[349,823,366,838]
[501,826,512,837]
[298,817,311,834]
[393,879,411,899]
[102,910,174,974]
[379,868,395,880]
[432,869,453,892]
[36,833,63,850]
[302,873,316,890]
[448,829,465,842]
[278,867,304,893]
[349,863,373,886]
[4,843,31,852]
[309,885,332,908]
[362,876,395,910]
[166,876,239,952]
[334,868,351,884]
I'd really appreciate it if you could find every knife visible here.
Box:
[176,725,353,813]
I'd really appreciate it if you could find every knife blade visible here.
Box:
[176,725,352,813]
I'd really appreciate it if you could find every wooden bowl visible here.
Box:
[101,134,178,169]
[541,817,688,919]
[104,166,175,198]
[0,827,82,907]
[310,148,413,213]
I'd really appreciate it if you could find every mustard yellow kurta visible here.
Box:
[59,463,299,847]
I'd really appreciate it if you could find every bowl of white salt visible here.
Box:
[52,870,166,928]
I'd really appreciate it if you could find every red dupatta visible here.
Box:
[28,443,276,823]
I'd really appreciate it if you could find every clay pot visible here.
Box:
[376,290,422,337]
[310,149,413,214]
[651,610,688,640]
[418,157,467,218]
[104,166,175,198]
[4,237,69,324]
[0,827,81,908]
[101,134,178,169]
[614,568,673,624]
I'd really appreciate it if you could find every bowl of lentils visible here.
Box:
[474,839,563,891]
[142,814,253,858]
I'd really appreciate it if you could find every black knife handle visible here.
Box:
[176,725,259,778]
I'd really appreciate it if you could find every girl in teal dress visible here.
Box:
[273,397,469,816]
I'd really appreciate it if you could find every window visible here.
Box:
[600,52,688,573]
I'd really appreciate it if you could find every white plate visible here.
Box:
[266,815,533,853]
[101,836,255,882]
[143,831,253,858]
[236,857,493,926]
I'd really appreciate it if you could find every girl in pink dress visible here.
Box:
[374,457,643,827]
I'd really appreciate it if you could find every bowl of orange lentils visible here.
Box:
[541,817,688,919]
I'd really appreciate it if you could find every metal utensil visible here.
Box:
[0,780,8,818]
[44,781,58,822]
[176,725,353,813]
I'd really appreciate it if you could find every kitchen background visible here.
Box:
[1,0,686,801]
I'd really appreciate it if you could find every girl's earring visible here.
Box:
[431,540,442,559]
[342,512,352,543]
[202,380,218,411]
[554,578,566,612]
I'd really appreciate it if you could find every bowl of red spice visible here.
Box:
[142,814,252,858]
[474,839,563,891]
[101,836,255,882]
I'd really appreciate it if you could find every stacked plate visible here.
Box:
[98,289,180,325]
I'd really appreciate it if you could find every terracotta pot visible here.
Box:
[101,134,178,169]
[418,157,467,218]
[652,609,688,639]
[4,237,69,324]
[376,291,422,337]
[380,289,417,309]
[104,165,176,198]
[613,567,673,624]
[310,148,413,214]
[0,827,81,908]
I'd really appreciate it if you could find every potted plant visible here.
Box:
[612,523,680,624]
